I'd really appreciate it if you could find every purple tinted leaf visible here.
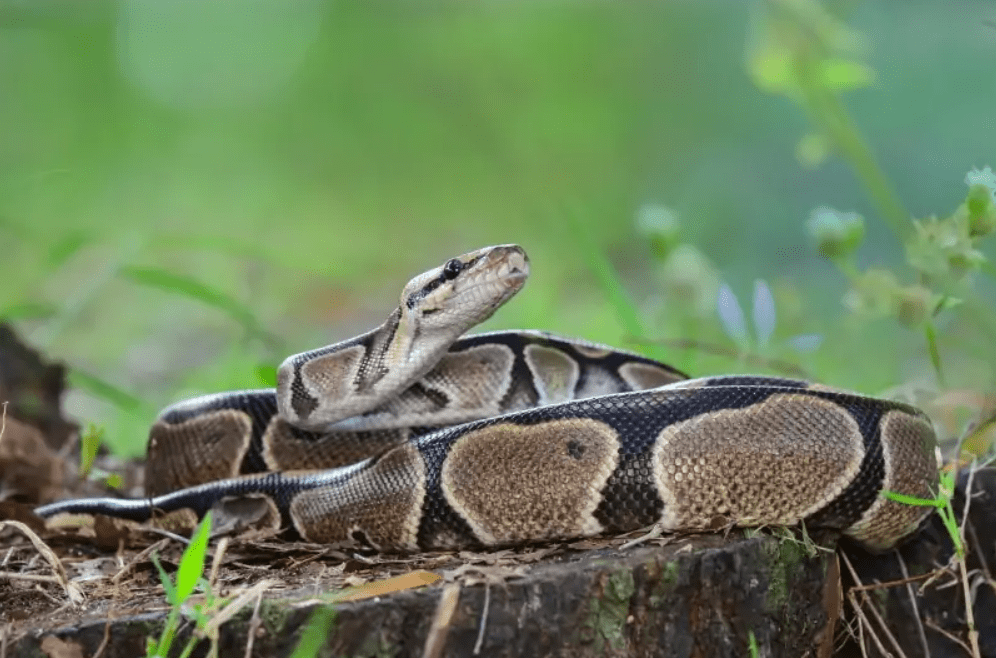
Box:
[752,279,776,348]
[787,334,823,353]
[717,283,748,344]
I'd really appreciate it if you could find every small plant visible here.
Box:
[883,470,962,559]
[148,512,213,658]
[883,463,985,658]
[289,606,336,658]
[748,630,761,658]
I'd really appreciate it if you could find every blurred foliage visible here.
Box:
[1,0,995,455]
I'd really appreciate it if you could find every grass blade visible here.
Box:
[290,606,336,658]
[119,266,272,343]
[564,207,668,361]
[67,369,149,413]
[175,511,213,605]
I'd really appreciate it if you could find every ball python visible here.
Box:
[36,244,939,552]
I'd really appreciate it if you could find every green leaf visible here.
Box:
[79,423,104,479]
[152,552,178,606]
[119,266,267,340]
[290,605,336,658]
[565,206,666,361]
[748,46,798,96]
[881,490,943,508]
[174,511,213,605]
[795,133,829,169]
[0,301,57,322]
[47,231,92,267]
[819,58,875,91]
[67,369,149,413]
[255,364,278,387]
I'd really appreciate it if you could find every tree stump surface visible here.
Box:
[9,533,838,658]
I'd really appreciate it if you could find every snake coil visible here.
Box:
[37,245,938,552]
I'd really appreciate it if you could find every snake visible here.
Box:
[36,244,939,553]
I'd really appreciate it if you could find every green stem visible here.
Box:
[155,608,180,658]
[177,634,200,658]
[923,321,946,388]
[797,71,909,243]
[564,206,669,363]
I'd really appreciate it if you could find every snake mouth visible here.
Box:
[487,245,529,291]
[456,245,530,310]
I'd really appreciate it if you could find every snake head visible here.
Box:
[398,244,530,334]
[275,245,529,431]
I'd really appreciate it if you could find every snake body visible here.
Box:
[37,245,939,552]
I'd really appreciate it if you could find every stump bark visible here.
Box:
[10,533,838,658]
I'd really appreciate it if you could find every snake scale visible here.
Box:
[36,245,939,552]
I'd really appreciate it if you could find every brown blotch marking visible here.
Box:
[146,410,252,496]
[402,343,515,414]
[211,495,282,535]
[618,361,686,391]
[572,343,612,359]
[652,394,865,531]
[261,417,408,471]
[441,418,619,545]
[297,344,365,415]
[523,344,580,405]
[289,442,425,549]
[845,410,938,550]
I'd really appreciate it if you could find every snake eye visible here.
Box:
[442,258,463,281]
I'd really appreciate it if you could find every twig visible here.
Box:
[142,527,192,546]
[423,582,461,658]
[207,537,229,591]
[848,570,936,593]
[620,524,665,550]
[112,537,170,585]
[473,582,490,655]
[202,579,273,638]
[91,620,112,658]
[630,337,811,379]
[924,619,973,655]
[243,591,265,658]
[840,552,899,658]
[895,551,930,658]
[0,520,83,605]
[956,463,982,658]
[0,572,63,583]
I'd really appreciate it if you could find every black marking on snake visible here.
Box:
[415,425,490,548]
[408,382,450,411]
[405,255,481,310]
[238,391,281,474]
[353,311,399,392]
[566,440,585,459]
[290,360,319,419]
[804,398,887,530]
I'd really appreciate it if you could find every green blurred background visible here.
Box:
[2,0,994,455]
